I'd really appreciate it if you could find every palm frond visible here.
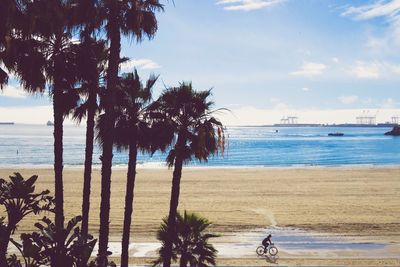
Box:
[154,211,218,267]
[123,0,164,42]
[0,68,8,88]
[153,83,227,166]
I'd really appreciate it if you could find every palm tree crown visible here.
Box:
[154,211,219,267]
[151,82,226,166]
[114,70,158,150]
[96,69,159,150]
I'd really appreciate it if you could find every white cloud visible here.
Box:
[290,62,327,77]
[350,61,380,79]
[331,57,339,63]
[342,0,400,20]
[0,105,84,125]
[1,85,27,98]
[302,87,310,92]
[349,61,400,78]
[363,97,373,104]
[120,59,161,72]
[338,95,359,105]
[0,105,53,124]
[382,97,397,108]
[269,97,289,109]
[216,0,285,11]
[342,1,400,55]
[273,102,289,109]
[385,62,400,74]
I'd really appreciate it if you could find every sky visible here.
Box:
[1,0,400,125]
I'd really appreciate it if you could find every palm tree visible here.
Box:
[153,211,219,267]
[150,83,226,267]
[68,0,109,244]
[97,70,160,267]
[91,2,164,264]
[2,1,80,265]
[72,37,108,240]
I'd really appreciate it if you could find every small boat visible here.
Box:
[46,121,54,126]
[328,132,344,136]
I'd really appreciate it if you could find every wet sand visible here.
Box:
[1,167,399,266]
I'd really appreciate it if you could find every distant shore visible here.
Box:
[1,167,399,265]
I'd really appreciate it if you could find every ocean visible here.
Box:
[0,124,399,168]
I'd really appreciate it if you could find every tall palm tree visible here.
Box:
[153,211,219,267]
[68,0,107,244]
[150,83,226,267]
[2,1,80,265]
[68,1,164,264]
[72,38,108,240]
[98,70,162,267]
[92,2,164,264]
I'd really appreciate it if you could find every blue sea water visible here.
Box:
[0,124,399,167]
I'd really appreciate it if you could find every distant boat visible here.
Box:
[328,133,344,136]
[46,121,54,126]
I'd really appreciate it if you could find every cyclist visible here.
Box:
[262,234,272,251]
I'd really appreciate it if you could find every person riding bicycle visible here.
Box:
[262,234,272,250]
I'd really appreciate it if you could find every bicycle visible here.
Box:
[256,243,278,257]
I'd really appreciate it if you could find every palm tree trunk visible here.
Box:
[81,86,96,239]
[98,2,120,264]
[179,253,188,267]
[0,225,12,266]
[53,80,65,267]
[163,135,185,267]
[120,127,138,267]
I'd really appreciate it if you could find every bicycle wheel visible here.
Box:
[256,246,266,256]
[268,245,278,256]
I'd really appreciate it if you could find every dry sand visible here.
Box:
[1,167,400,266]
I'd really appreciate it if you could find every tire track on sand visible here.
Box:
[252,208,277,227]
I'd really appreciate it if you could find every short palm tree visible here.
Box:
[150,83,226,267]
[97,70,160,267]
[153,211,219,267]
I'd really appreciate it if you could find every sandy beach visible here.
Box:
[1,167,400,266]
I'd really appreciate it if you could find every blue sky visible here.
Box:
[1,0,400,125]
